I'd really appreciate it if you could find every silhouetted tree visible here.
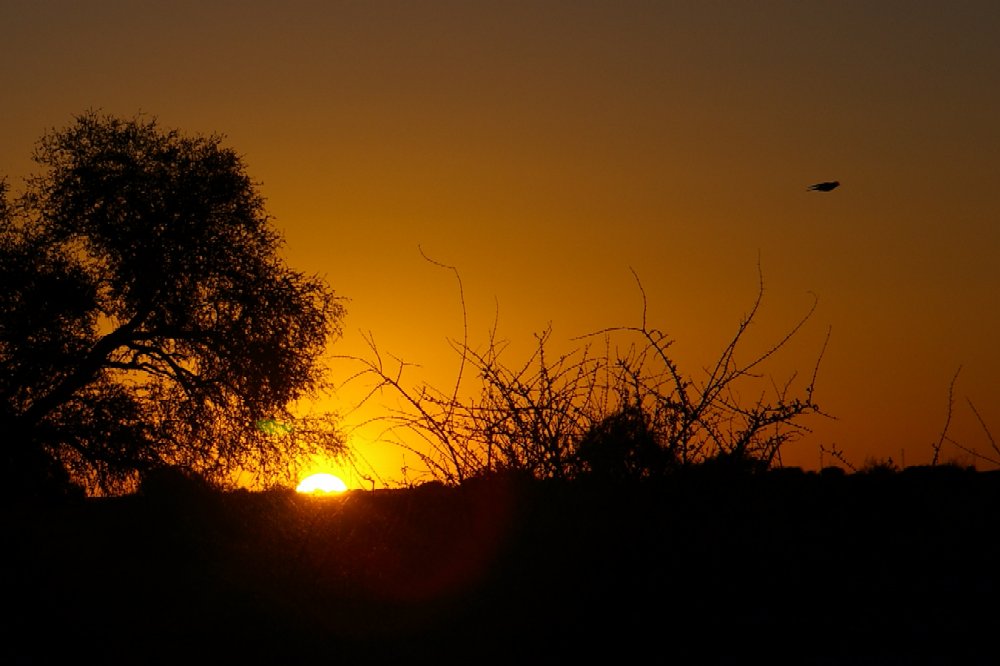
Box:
[1,112,346,496]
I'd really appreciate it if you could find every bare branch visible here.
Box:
[965,397,999,460]
[931,365,962,466]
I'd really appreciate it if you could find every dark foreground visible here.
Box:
[5,466,1000,664]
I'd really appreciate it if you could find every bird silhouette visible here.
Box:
[807,181,840,192]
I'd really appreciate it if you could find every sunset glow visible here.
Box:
[2,2,998,484]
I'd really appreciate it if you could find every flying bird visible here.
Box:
[807,180,840,192]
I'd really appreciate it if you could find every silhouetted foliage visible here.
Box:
[1,112,346,496]
[577,401,672,481]
[858,456,899,476]
[347,254,829,484]
[137,464,215,500]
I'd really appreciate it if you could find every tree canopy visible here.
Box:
[1,112,346,496]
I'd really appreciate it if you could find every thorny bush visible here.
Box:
[344,254,831,485]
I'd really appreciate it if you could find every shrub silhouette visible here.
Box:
[577,402,673,481]
[348,255,830,483]
[138,465,215,500]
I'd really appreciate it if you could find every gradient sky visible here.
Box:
[3,1,998,486]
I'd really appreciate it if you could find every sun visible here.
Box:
[296,473,348,494]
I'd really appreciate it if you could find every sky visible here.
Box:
[3,1,998,487]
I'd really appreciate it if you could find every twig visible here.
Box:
[965,397,998,459]
[931,366,962,466]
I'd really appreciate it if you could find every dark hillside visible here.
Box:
[5,467,1000,663]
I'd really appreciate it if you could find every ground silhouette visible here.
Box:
[5,466,1000,663]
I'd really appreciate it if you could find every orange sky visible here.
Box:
[3,1,998,486]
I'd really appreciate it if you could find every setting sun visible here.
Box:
[296,473,348,494]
